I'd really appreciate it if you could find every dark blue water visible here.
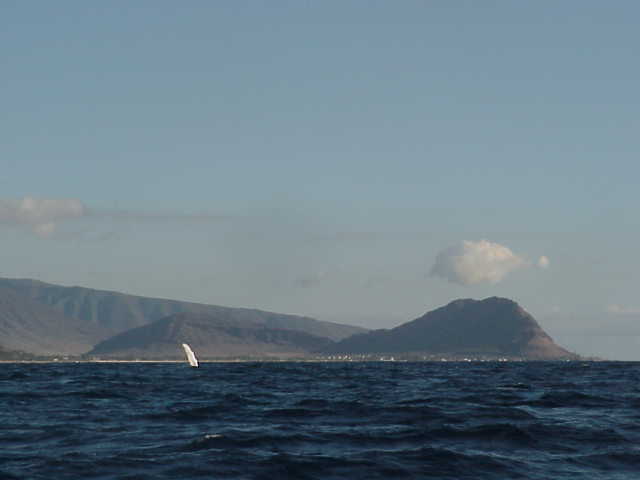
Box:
[1,362,639,479]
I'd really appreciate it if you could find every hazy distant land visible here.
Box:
[0,278,579,361]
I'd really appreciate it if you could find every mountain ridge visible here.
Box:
[88,312,334,359]
[0,286,106,355]
[0,277,365,355]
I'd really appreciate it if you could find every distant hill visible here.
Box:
[0,286,105,355]
[0,278,366,352]
[88,312,333,359]
[324,297,577,360]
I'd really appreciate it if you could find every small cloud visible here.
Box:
[90,208,228,223]
[606,304,640,315]
[0,197,86,237]
[32,222,56,237]
[294,272,325,289]
[537,256,550,269]
[430,239,527,286]
[0,197,231,238]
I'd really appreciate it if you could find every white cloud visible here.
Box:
[0,197,86,237]
[606,304,640,315]
[430,239,528,286]
[537,255,550,269]
[0,196,232,239]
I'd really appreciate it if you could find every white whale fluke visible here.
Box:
[181,343,199,367]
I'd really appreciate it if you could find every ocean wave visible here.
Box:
[2,362,639,479]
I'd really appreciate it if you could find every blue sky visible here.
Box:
[2,1,640,359]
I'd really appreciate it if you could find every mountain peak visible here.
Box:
[326,297,576,360]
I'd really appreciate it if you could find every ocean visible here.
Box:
[1,361,639,479]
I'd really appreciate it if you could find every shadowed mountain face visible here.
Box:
[0,287,106,355]
[0,278,365,346]
[325,297,577,359]
[88,312,333,359]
